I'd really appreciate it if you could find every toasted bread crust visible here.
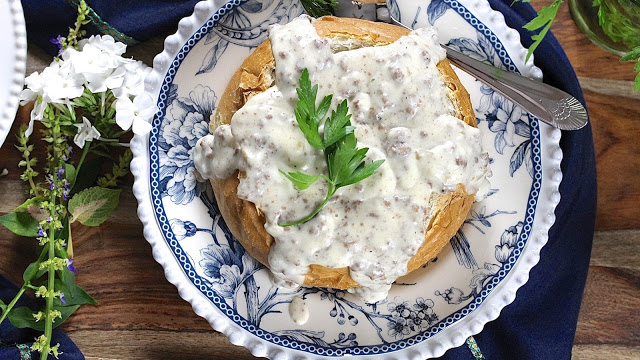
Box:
[209,16,476,289]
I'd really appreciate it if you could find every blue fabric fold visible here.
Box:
[22,0,200,56]
[19,1,596,359]
[0,276,85,360]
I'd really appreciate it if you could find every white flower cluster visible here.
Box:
[19,35,156,145]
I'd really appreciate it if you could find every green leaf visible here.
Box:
[620,46,640,62]
[8,305,80,331]
[300,0,338,17]
[329,134,358,184]
[523,0,562,30]
[23,261,47,283]
[68,187,121,226]
[341,159,385,187]
[279,170,322,191]
[323,99,354,148]
[294,109,323,149]
[55,270,98,306]
[14,197,44,213]
[0,212,40,237]
[523,0,563,61]
[294,69,325,150]
[65,163,77,189]
[0,299,6,312]
[316,95,333,126]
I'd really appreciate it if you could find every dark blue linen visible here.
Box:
[0,275,84,360]
[20,1,596,359]
[22,0,200,56]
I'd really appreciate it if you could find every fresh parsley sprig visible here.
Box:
[279,69,384,227]
[300,0,338,18]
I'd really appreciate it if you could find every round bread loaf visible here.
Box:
[209,16,477,290]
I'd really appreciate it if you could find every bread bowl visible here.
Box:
[194,15,491,302]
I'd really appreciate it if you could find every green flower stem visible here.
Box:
[75,142,91,177]
[0,287,26,324]
[67,219,74,259]
[279,182,336,227]
[42,192,56,360]
[40,106,64,360]
[100,92,106,117]
[23,152,39,195]
[0,246,48,324]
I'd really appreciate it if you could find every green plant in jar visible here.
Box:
[594,0,640,50]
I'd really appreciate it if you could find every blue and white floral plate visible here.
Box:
[131,0,563,358]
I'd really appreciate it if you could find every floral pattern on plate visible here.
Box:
[132,0,561,358]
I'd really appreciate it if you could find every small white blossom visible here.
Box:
[83,66,126,93]
[19,60,83,136]
[78,35,126,57]
[73,116,101,148]
[115,93,156,135]
[112,61,150,99]
[62,45,114,78]
[42,60,85,103]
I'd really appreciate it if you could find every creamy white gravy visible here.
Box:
[288,296,310,325]
[194,16,491,303]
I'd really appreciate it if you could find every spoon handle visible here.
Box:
[381,0,588,131]
[443,45,588,130]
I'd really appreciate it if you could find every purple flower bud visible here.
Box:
[49,35,64,56]
[46,217,52,224]
[57,168,65,180]
[37,226,45,237]
[50,182,55,190]
[59,292,66,304]
[66,258,77,274]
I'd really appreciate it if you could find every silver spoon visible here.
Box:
[381,0,588,131]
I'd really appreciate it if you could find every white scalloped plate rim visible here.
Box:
[0,0,27,149]
[130,0,563,358]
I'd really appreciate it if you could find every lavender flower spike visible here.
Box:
[66,258,77,274]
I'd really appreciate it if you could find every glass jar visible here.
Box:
[569,0,640,56]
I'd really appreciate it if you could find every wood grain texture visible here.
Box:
[543,1,640,230]
[0,1,638,359]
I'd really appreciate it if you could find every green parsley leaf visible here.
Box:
[522,0,563,62]
[279,170,324,191]
[323,99,355,148]
[294,69,326,149]
[342,159,385,187]
[300,0,338,18]
[279,69,385,227]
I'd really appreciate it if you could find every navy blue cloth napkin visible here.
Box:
[20,1,596,359]
[0,275,84,360]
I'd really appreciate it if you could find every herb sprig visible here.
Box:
[300,0,338,17]
[279,69,384,227]
[521,0,563,62]
[517,0,639,90]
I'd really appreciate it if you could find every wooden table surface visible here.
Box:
[1,1,639,359]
